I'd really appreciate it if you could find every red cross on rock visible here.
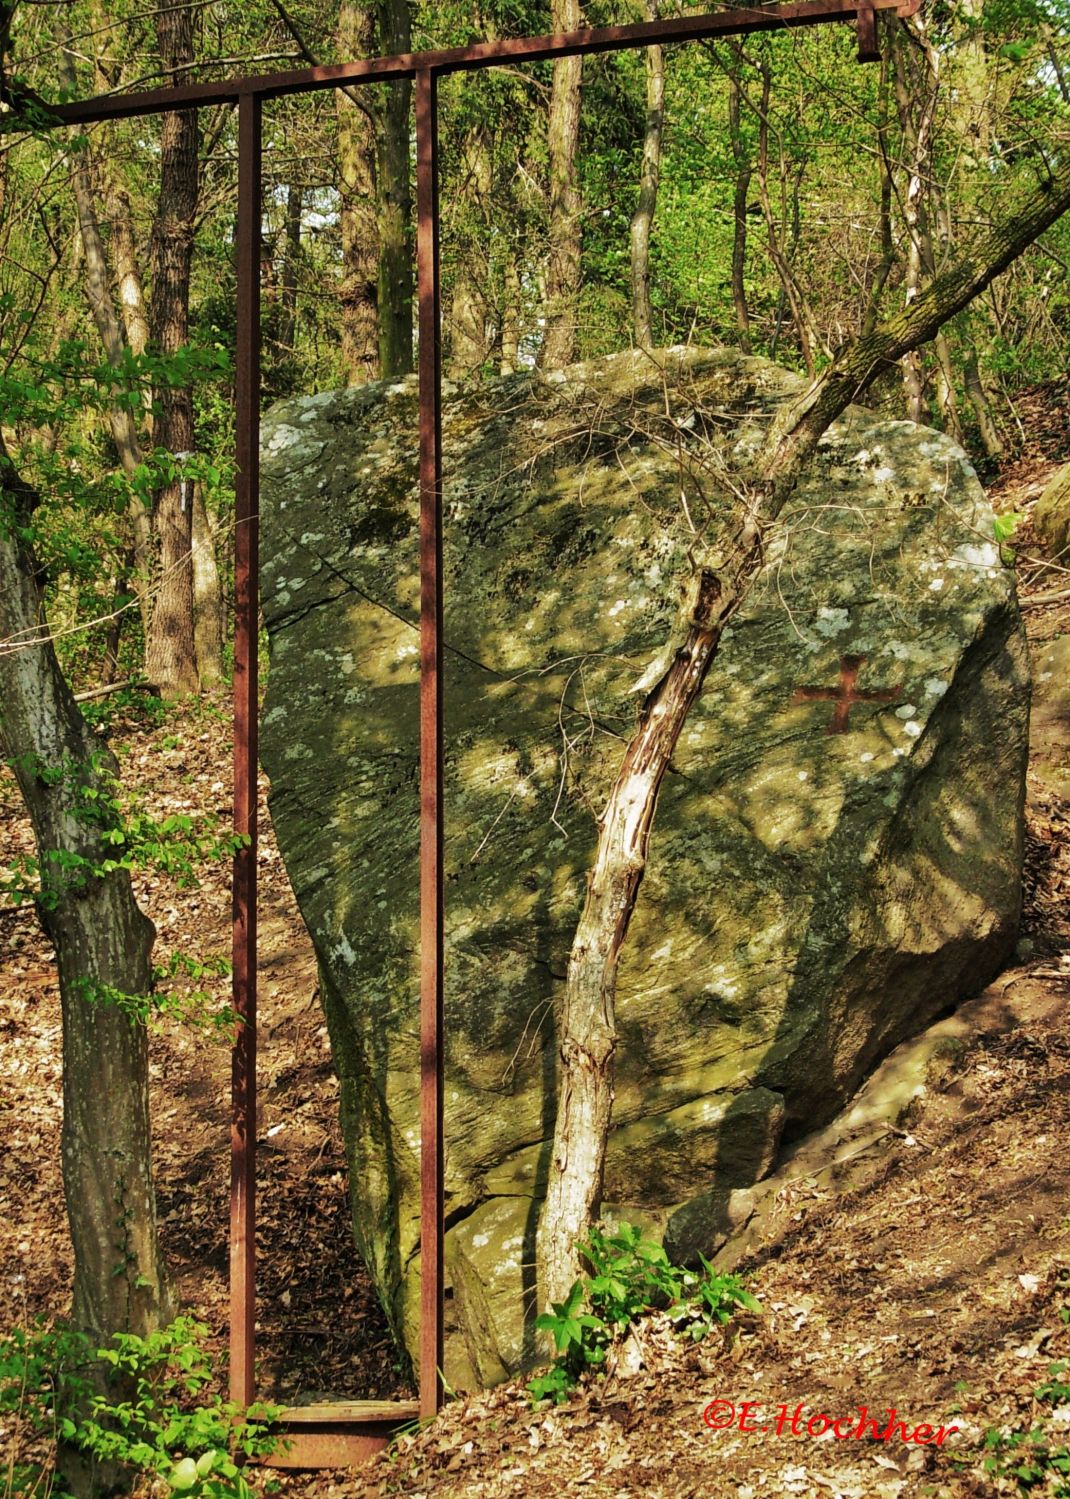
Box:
[792,654,903,734]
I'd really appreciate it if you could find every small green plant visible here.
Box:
[527,1223,760,1405]
[993,510,1021,565]
[982,1425,1070,1495]
[0,1318,281,1499]
[979,1361,1070,1495]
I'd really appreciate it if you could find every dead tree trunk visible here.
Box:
[537,138,1070,1308]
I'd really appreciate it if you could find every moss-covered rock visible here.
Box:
[1035,464,1070,559]
[258,347,1029,1390]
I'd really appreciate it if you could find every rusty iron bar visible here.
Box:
[230,90,261,1410]
[42,0,899,1458]
[856,0,879,59]
[48,0,910,123]
[415,65,445,1420]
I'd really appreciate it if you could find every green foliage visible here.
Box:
[0,750,248,908]
[72,950,237,1039]
[982,1425,1070,1495]
[976,1357,1070,1494]
[527,1223,760,1405]
[0,1318,281,1499]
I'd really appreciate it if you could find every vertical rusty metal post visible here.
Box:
[230,89,262,1411]
[856,0,879,60]
[415,64,444,1422]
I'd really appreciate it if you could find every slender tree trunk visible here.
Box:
[191,486,224,690]
[0,451,175,1494]
[58,49,153,630]
[107,182,152,362]
[539,0,583,370]
[727,50,752,353]
[500,250,521,375]
[861,49,895,338]
[100,555,132,687]
[336,2,380,384]
[754,62,821,374]
[448,124,493,378]
[537,136,1070,1309]
[964,346,1004,458]
[278,182,302,360]
[146,0,200,697]
[892,13,940,422]
[377,0,413,377]
[629,4,664,351]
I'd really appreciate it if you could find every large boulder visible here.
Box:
[258,347,1029,1390]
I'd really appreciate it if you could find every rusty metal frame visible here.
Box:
[48,0,914,1466]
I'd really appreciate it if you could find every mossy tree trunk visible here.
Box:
[0,450,175,1493]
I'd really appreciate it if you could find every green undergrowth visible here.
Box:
[968,1308,1070,1495]
[527,1222,760,1406]
[0,1317,280,1499]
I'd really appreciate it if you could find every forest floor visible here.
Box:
[0,394,1068,1499]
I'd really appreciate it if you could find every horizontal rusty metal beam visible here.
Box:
[48,0,916,123]
[262,1401,421,1470]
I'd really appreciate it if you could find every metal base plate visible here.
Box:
[264,1400,422,1469]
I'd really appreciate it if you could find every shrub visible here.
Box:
[527,1222,760,1405]
[0,1318,280,1499]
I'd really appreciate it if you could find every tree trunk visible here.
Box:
[754,61,822,374]
[539,0,583,371]
[0,452,175,1493]
[537,135,1070,1309]
[145,0,200,698]
[892,12,940,422]
[336,1,380,385]
[58,48,153,630]
[727,50,752,353]
[500,250,521,375]
[278,181,302,361]
[448,124,493,378]
[964,346,1004,458]
[107,182,152,362]
[629,3,663,351]
[377,0,413,377]
[191,486,225,690]
[100,555,132,687]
